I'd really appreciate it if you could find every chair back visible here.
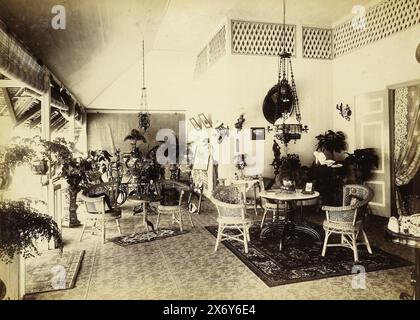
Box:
[211,185,246,220]
[158,180,189,206]
[80,182,119,214]
[343,185,373,208]
[327,184,373,224]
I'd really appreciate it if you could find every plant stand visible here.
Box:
[61,188,81,228]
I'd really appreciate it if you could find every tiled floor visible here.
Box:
[24,199,415,300]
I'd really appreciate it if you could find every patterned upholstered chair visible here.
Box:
[258,177,286,228]
[79,182,122,244]
[321,185,374,262]
[211,185,255,254]
[156,180,194,232]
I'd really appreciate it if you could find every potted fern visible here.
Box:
[0,143,34,190]
[0,200,62,263]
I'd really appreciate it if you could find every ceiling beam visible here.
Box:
[0,79,24,88]
[1,88,17,125]
[16,105,41,126]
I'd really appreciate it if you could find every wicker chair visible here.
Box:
[156,180,194,232]
[321,185,374,262]
[79,182,122,244]
[211,185,255,254]
[258,177,286,228]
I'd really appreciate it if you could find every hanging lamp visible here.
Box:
[138,40,151,132]
[263,0,308,145]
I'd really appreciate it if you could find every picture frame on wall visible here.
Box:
[198,113,212,128]
[189,117,202,130]
[251,127,265,141]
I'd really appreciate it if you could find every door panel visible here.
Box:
[355,90,391,217]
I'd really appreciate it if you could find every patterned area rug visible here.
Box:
[26,250,85,295]
[110,228,189,247]
[206,225,412,287]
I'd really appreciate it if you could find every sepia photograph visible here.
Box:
[0,0,419,309]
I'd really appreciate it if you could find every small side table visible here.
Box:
[129,194,163,240]
[386,228,420,300]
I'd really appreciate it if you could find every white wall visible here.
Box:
[332,26,420,149]
[190,29,333,180]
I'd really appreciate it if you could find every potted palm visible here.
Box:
[344,148,379,184]
[315,130,347,161]
[124,129,147,156]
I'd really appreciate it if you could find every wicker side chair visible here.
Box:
[321,184,374,262]
[211,185,255,254]
[258,177,286,228]
[79,182,122,244]
[156,180,194,232]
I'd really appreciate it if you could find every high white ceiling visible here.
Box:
[0,0,376,109]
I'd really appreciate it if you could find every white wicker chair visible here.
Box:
[156,180,194,232]
[79,182,122,244]
[211,185,255,254]
[321,185,374,262]
[258,177,286,228]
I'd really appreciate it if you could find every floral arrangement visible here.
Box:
[0,200,62,263]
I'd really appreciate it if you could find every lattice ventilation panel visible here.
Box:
[231,20,296,57]
[303,27,333,59]
[209,26,227,66]
[334,0,420,58]
[194,46,208,78]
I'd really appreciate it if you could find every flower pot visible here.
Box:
[31,159,48,175]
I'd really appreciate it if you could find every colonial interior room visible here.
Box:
[0,0,419,301]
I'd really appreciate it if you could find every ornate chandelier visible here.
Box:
[138,40,150,132]
[263,0,308,145]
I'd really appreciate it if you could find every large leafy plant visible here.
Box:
[315,130,347,160]
[124,129,147,155]
[344,148,379,184]
[0,200,62,263]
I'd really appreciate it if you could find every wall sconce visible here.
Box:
[336,103,352,121]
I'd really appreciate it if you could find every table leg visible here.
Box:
[253,185,258,216]
[143,204,150,240]
[260,200,321,252]
[401,248,420,300]
[415,248,420,300]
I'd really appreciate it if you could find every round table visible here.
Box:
[386,228,420,300]
[260,190,321,251]
[128,194,163,240]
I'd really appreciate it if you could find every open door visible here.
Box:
[355,90,391,217]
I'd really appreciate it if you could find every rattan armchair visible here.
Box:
[211,185,255,254]
[321,184,374,262]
